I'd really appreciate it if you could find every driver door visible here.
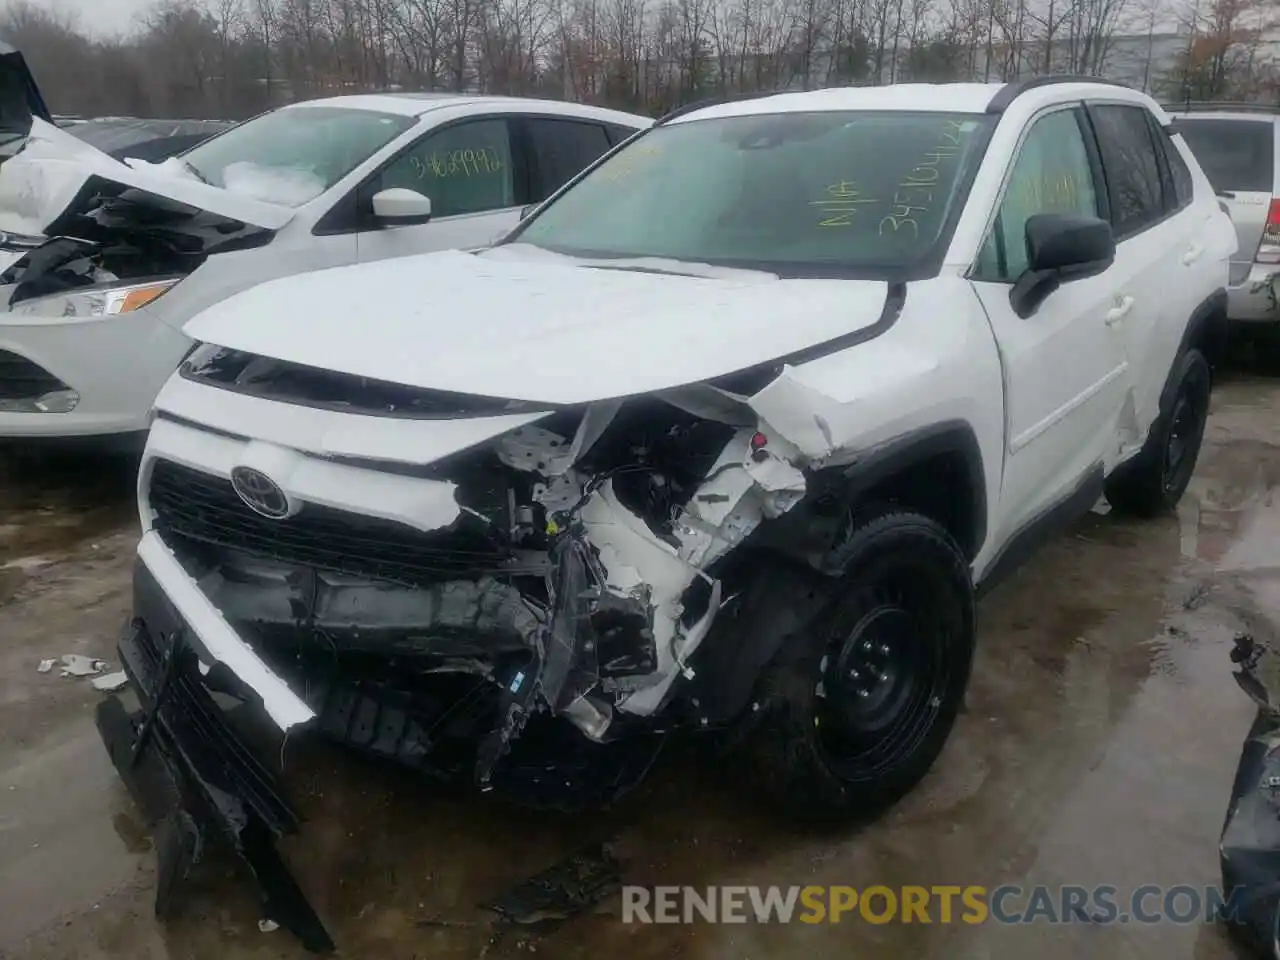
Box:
[969,104,1134,547]
[354,117,525,261]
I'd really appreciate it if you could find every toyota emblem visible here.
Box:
[230,466,291,519]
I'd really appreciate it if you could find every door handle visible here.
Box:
[1105,296,1135,324]
[1182,243,1204,265]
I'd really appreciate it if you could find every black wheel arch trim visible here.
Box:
[692,419,986,723]
[1163,288,1227,414]
[807,418,988,562]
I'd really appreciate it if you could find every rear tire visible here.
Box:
[1105,348,1211,518]
[741,508,975,823]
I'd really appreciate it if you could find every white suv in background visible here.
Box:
[98,78,1235,952]
[0,95,650,445]
[1165,103,1279,326]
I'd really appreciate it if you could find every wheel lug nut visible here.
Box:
[856,688,870,698]
[861,640,873,652]
[878,670,889,682]
[849,667,861,680]
[879,644,890,655]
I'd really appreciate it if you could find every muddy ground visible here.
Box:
[3,372,1280,960]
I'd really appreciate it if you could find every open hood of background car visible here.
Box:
[182,247,898,405]
[0,118,295,236]
[0,42,50,133]
[0,43,52,171]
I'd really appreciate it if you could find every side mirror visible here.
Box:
[371,188,432,226]
[1011,213,1115,319]
[519,203,537,221]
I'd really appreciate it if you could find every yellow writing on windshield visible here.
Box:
[880,119,969,239]
[409,147,504,180]
[811,180,879,227]
[597,143,663,183]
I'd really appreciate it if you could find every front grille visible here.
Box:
[0,349,65,400]
[149,459,515,586]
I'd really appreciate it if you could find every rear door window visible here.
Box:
[525,118,613,201]
[1174,118,1275,193]
[1087,104,1166,238]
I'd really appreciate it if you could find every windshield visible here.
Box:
[510,110,992,277]
[180,106,416,207]
[1176,118,1275,193]
[72,119,229,154]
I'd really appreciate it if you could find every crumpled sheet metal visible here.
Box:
[1221,633,1280,954]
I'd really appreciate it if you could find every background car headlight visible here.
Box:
[20,278,181,319]
[86,279,180,317]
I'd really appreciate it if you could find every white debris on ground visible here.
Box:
[36,655,129,690]
[2,556,51,572]
[90,671,129,692]
[258,919,280,933]
[58,654,107,677]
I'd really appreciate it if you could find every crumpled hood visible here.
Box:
[0,43,50,131]
[0,118,294,236]
[182,245,895,405]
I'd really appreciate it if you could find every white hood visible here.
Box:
[183,246,894,405]
[0,118,294,235]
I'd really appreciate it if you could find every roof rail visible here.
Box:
[655,90,776,125]
[985,74,1132,113]
[1160,100,1279,115]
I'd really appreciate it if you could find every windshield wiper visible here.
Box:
[180,159,211,185]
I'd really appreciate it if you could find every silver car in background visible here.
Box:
[1164,103,1278,326]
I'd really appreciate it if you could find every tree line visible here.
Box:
[2,0,1275,121]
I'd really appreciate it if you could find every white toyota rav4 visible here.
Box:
[97,78,1235,950]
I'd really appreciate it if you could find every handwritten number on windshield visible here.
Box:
[811,180,878,227]
[880,120,968,238]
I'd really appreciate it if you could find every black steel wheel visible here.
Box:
[743,508,975,822]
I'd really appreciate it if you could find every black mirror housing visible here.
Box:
[1011,213,1116,318]
[1025,213,1115,275]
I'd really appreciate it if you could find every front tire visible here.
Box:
[1105,347,1211,518]
[742,509,975,823]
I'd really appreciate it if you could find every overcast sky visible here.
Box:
[42,0,149,36]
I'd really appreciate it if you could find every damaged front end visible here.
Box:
[1220,633,1280,955]
[99,345,818,947]
[147,351,807,798]
[0,176,273,310]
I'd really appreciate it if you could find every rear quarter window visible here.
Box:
[1175,118,1275,193]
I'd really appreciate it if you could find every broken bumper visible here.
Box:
[95,560,335,953]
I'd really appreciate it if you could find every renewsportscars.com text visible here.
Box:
[621,884,1251,925]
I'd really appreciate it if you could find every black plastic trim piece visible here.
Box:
[985,74,1132,114]
[975,463,1104,598]
[814,418,988,561]
[96,580,336,953]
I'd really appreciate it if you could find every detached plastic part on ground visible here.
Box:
[1220,632,1280,955]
